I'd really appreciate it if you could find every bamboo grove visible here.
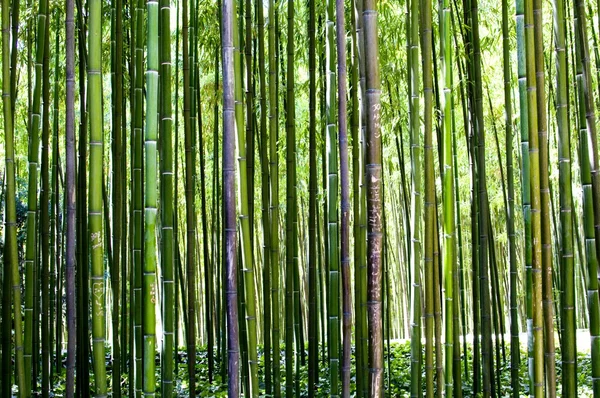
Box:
[3,0,600,394]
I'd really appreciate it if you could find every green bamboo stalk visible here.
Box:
[575,0,600,332]
[532,0,556,393]
[40,13,51,397]
[524,0,544,393]
[88,0,106,390]
[129,9,137,394]
[198,70,214,385]
[284,0,296,394]
[8,0,19,115]
[325,0,339,391]
[133,0,145,390]
[111,0,124,390]
[409,0,422,392]
[268,0,281,393]
[363,0,382,395]
[336,0,351,394]
[450,69,463,397]
[2,0,26,392]
[24,0,49,389]
[160,0,174,392]
[514,0,534,390]
[463,0,493,392]
[256,0,272,392]
[421,0,434,393]
[502,0,520,392]
[181,0,196,389]
[51,10,61,378]
[576,40,600,396]
[440,0,455,394]
[553,0,575,393]
[76,0,90,389]
[574,1,600,395]
[233,3,259,394]
[307,0,318,392]
[143,0,159,393]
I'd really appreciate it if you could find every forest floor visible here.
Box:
[44,338,595,397]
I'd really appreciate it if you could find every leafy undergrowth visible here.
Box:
[46,341,594,397]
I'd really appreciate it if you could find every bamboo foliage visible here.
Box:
[4,0,600,396]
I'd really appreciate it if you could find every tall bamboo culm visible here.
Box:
[574,0,600,395]
[2,0,26,392]
[268,0,282,393]
[88,0,107,390]
[232,0,259,394]
[524,0,545,393]
[65,0,77,390]
[363,0,383,395]
[336,0,351,394]
[502,0,520,393]
[160,0,175,390]
[307,0,318,393]
[325,0,340,391]
[285,0,297,394]
[440,0,456,395]
[143,0,159,392]
[24,0,49,391]
[222,0,240,393]
[408,0,422,391]
[553,0,576,393]
[421,0,434,393]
